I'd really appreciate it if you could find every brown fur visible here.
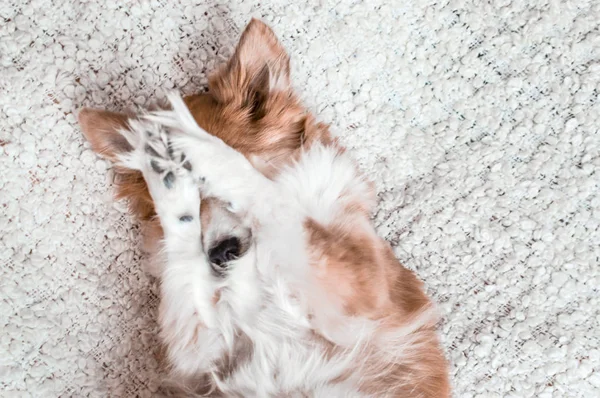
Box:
[304,217,450,396]
[79,19,331,221]
[78,18,450,397]
[79,108,155,221]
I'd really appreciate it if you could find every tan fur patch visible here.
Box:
[304,217,450,396]
[79,20,333,225]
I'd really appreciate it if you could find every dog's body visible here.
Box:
[79,20,450,397]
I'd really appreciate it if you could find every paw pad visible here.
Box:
[163,172,175,189]
[150,160,163,173]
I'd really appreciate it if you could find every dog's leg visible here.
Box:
[147,94,283,221]
[172,133,277,217]
[164,91,373,226]
[120,125,223,376]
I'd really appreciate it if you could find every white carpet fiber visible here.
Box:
[1,0,599,396]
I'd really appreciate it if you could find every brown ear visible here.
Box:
[78,108,132,161]
[78,108,155,221]
[209,18,291,116]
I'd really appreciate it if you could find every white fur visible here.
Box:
[118,93,431,396]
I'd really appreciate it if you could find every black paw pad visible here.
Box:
[145,144,160,158]
[179,215,193,222]
[183,160,192,171]
[163,172,175,189]
[150,160,164,173]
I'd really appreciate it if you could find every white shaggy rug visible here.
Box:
[1,0,599,396]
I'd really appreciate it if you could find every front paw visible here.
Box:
[120,123,201,223]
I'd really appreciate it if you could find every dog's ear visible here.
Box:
[78,108,132,161]
[78,108,155,221]
[209,18,291,117]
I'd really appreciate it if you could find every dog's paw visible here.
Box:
[124,124,201,223]
[167,132,255,214]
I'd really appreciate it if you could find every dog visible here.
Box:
[79,19,450,397]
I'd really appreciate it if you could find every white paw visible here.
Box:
[168,133,246,212]
[120,123,201,223]
[167,134,212,180]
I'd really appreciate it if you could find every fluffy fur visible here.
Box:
[79,19,450,397]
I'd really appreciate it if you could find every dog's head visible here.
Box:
[79,19,331,270]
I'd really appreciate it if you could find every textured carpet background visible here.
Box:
[1,0,599,396]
